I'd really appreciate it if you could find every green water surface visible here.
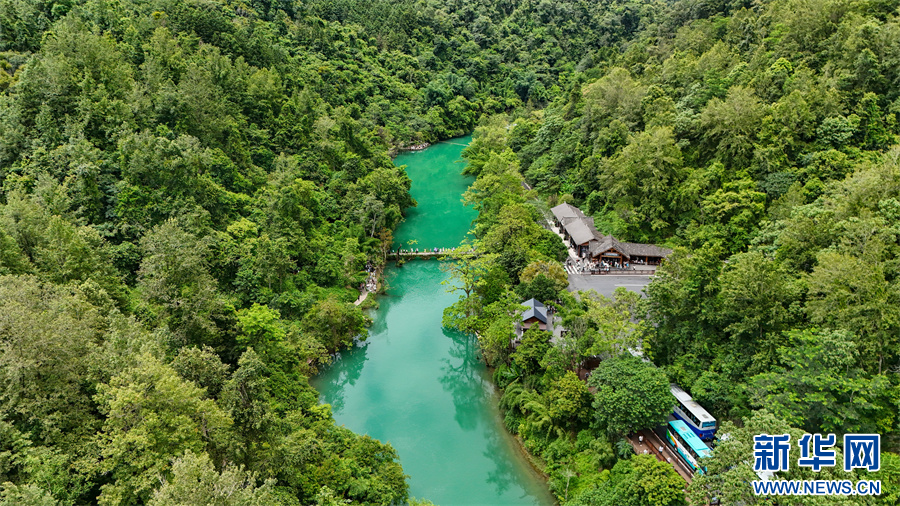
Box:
[311,138,554,506]
[391,136,477,251]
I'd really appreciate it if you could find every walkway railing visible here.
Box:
[390,249,478,259]
[588,269,656,276]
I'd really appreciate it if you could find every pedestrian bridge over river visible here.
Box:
[391,248,477,260]
[314,135,554,506]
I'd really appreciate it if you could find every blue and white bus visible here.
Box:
[666,419,712,473]
[671,384,717,439]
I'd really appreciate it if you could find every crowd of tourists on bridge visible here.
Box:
[391,247,452,255]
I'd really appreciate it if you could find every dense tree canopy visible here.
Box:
[587,355,672,436]
[4,0,900,502]
[448,0,900,498]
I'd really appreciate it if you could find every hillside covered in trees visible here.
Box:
[3,0,900,504]
[437,0,900,503]
[0,0,684,502]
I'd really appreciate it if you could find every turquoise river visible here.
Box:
[311,136,555,505]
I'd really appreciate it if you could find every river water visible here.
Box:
[311,137,554,505]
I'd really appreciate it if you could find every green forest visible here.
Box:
[438,0,900,503]
[2,0,900,503]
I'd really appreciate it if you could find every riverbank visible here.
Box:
[314,261,554,506]
[388,142,432,158]
[483,364,554,484]
[313,136,553,505]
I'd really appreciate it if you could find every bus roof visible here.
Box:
[670,384,716,424]
[669,420,712,458]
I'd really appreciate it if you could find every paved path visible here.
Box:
[567,274,652,298]
[354,273,378,306]
[547,222,581,262]
[627,429,694,484]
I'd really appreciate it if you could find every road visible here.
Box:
[626,429,694,484]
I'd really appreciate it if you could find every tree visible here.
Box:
[511,326,551,375]
[479,317,516,367]
[691,178,767,254]
[462,151,526,237]
[582,288,641,358]
[0,276,103,447]
[748,328,895,434]
[461,116,510,177]
[519,260,568,290]
[617,454,686,506]
[0,483,57,506]
[441,250,496,333]
[481,204,543,259]
[0,228,30,275]
[301,295,370,351]
[517,273,562,302]
[717,251,799,371]
[148,451,276,506]
[237,303,287,358]
[874,452,900,506]
[170,346,230,399]
[598,126,687,238]
[568,455,685,506]
[587,354,672,435]
[582,68,646,130]
[689,371,736,419]
[552,313,595,373]
[642,245,724,367]
[0,195,124,302]
[476,292,525,367]
[545,371,591,430]
[806,250,900,374]
[94,353,232,505]
[220,349,276,469]
[699,86,766,168]
[138,219,229,348]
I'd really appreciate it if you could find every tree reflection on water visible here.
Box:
[313,343,369,415]
[438,327,480,431]
[438,326,535,499]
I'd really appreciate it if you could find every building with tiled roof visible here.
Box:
[550,203,671,265]
[520,298,548,330]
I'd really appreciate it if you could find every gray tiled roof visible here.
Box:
[521,298,548,324]
[621,242,672,258]
[565,219,597,245]
[590,236,628,256]
[554,203,672,260]
[550,203,584,221]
